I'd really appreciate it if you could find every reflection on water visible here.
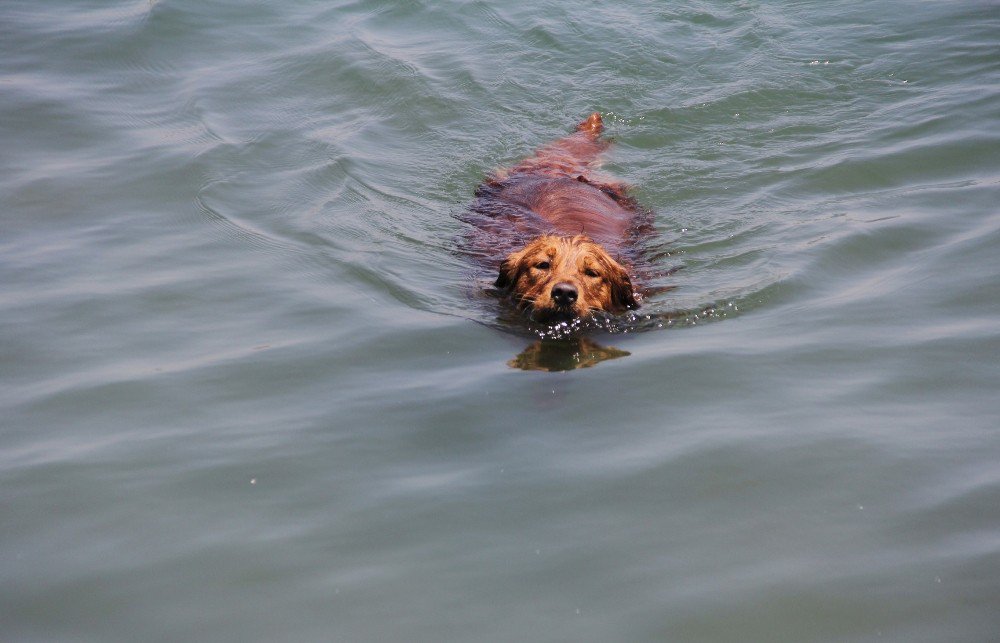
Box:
[508,337,630,371]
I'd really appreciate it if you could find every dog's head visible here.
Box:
[495,235,637,323]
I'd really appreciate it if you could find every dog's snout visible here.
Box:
[551,282,578,307]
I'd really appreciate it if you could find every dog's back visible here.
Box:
[471,113,640,248]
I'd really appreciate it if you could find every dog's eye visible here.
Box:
[534,261,551,270]
[584,268,600,278]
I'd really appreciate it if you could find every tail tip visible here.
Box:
[576,112,603,136]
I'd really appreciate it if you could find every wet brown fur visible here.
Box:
[479,112,643,322]
[495,235,636,322]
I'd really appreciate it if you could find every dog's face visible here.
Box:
[495,235,637,322]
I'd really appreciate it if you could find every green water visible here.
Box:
[2,0,999,640]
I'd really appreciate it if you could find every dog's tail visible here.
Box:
[504,112,608,179]
[575,112,604,139]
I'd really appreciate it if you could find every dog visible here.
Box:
[470,113,647,324]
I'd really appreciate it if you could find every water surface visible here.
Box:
[2,0,999,640]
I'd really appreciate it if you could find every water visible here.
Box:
[2,0,999,640]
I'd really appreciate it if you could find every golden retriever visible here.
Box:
[471,112,645,323]
[494,234,636,323]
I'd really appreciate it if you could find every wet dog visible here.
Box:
[470,113,647,323]
[494,234,636,323]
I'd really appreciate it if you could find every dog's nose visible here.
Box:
[551,282,578,307]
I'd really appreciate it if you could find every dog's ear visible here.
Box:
[494,258,514,289]
[494,252,523,290]
[592,248,638,311]
[609,265,638,310]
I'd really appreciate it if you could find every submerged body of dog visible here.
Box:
[469,113,649,323]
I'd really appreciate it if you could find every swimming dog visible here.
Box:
[472,113,645,323]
